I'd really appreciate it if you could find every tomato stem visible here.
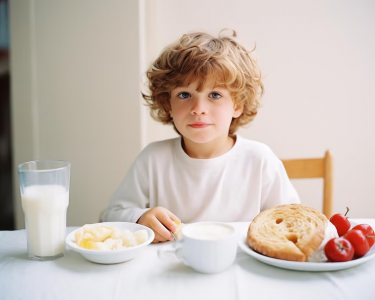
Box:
[366,235,375,238]
[344,207,350,217]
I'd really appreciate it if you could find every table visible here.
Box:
[1,220,375,300]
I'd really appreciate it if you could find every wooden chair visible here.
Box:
[281,150,333,218]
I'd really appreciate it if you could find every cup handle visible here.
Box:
[158,243,183,260]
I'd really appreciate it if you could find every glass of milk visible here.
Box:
[18,160,70,261]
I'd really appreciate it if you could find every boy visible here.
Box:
[102,29,300,243]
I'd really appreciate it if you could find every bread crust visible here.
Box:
[247,204,327,262]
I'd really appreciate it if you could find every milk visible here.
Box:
[183,223,233,240]
[21,185,69,257]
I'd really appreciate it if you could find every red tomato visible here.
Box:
[324,237,354,262]
[330,207,351,237]
[352,224,375,248]
[344,229,370,257]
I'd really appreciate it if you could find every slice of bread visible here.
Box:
[247,204,327,262]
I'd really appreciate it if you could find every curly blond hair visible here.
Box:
[142,29,264,135]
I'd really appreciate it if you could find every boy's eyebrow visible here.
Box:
[173,84,226,91]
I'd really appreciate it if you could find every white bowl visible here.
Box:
[66,222,155,264]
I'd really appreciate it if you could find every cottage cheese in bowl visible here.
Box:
[66,222,154,264]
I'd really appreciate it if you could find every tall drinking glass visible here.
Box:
[18,160,71,261]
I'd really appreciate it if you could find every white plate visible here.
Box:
[66,222,155,264]
[238,221,375,271]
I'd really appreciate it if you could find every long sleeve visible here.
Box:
[260,148,300,211]
[101,155,150,223]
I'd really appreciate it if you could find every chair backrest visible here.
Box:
[281,150,333,218]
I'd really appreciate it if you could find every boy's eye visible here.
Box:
[177,92,191,99]
[209,92,221,99]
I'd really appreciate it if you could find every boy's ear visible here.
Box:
[232,103,243,118]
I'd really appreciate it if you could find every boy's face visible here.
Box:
[169,79,243,144]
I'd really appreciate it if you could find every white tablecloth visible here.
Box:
[1,220,375,300]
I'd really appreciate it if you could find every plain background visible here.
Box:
[9,0,375,229]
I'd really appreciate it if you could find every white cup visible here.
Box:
[159,221,237,274]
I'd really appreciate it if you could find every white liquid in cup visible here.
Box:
[183,223,234,240]
[21,185,69,257]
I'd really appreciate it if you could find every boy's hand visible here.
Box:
[137,206,180,243]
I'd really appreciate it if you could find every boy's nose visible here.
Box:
[190,99,208,115]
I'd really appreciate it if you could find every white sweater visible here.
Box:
[102,135,300,223]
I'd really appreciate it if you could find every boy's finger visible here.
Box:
[166,210,181,223]
[150,217,173,240]
[157,212,178,233]
[154,232,168,242]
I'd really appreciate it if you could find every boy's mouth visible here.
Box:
[188,122,211,129]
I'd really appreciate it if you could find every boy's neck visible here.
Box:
[182,135,236,159]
